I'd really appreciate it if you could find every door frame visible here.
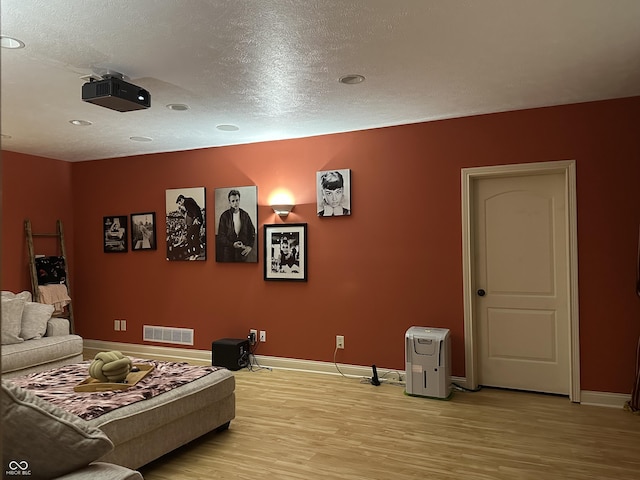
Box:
[461,160,580,402]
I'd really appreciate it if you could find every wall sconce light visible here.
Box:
[271,204,294,217]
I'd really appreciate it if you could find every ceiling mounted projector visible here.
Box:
[82,75,150,112]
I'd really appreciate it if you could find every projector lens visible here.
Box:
[137,90,149,102]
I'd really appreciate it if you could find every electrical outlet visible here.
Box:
[249,329,257,345]
[260,330,266,342]
[336,335,345,349]
[121,319,127,331]
[114,320,120,331]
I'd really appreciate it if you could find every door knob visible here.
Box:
[477,289,486,297]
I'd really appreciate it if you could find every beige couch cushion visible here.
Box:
[1,290,32,301]
[1,334,84,376]
[2,297,26,345]
[20,302,55,340]
[1,380,114,480]
[55,462,143,480]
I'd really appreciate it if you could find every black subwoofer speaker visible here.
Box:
[212,338,249,370]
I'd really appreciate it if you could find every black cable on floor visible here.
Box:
[247,339,271,372]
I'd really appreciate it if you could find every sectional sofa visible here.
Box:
[1,290,83,378]
[2,291,236,473]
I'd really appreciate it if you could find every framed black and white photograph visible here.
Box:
[103,215,128,253]
[214,186,258,263]
[131,212,157,251]
[317,168,351,217]
[264,223,307,282]
[166,187,206,261]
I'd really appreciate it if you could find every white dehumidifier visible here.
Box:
[405,326,451,399]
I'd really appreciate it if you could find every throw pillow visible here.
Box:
[1,380,114,480]
[1,290,32,301]
[16,290,33,302]
[20,302,55,340]
[1,297,26,345]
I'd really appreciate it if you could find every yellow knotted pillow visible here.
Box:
[88,351,132,383]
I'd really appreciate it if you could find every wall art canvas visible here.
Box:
[166,187,206,261]
[103,215,128,253]
[214,186,258,263]
[317,168,351,217]
[264,223,307,281]
[131,212,157,251]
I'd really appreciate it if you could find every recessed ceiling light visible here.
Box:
[216,124,240,132]
[1,36,25,49]
[130,136,153,142]
[166,104,190,111]
[69,119,92,126]
[339,74,365,85]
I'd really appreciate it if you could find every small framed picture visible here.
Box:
[131,212,157,251]
[264,223,307,282]
[317,168,351,217]
[103,215,128,253]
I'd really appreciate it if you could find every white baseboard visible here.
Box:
[83,340,626,407]
[83,338,409,379]
[83,339,211,364]
[579,390,631,409]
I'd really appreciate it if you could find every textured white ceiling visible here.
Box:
[2,0,639,162]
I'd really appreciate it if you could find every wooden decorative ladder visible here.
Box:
[25,219,75,334]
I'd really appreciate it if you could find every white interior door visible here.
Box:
[473,171,570,395]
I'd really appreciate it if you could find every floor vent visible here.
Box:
[143,325,194,346]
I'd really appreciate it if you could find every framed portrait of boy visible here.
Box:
[317,169,351,217]
[264,223,307,282]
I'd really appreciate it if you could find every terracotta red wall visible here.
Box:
[1,152,74,292]
[3,97,639,394]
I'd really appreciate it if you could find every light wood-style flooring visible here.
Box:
[139,367,640,480]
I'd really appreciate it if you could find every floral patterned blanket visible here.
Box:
[10,359,222,421]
